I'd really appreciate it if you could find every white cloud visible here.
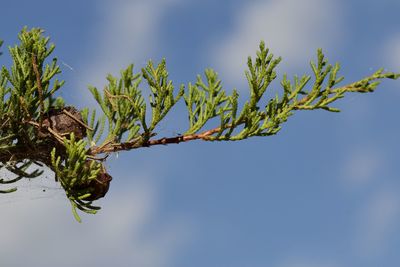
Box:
[339,145,400,260]
[0,175,191,267]
[211,0,344,87]
[340,147,384,187]
[75,0,182,107]
[353,188,400,259]
[383,34,400,71]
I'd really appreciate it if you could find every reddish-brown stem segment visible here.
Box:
[88,127,222,155]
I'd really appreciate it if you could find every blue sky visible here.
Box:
[1,0,400,266]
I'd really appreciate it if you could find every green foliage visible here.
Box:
[184,68,233,136]
[87,65,146,144]
[51,133,102,222]
[142,59,185,133]
[0,28,399,221]
[3,27,64,119]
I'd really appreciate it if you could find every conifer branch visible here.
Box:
[1,28,399,221]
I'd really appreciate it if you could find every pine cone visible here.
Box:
[85,170,113,201]
[71,162,113,201]
[38,106,86,140]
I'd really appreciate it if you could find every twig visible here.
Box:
[62,109,94,131]
[26,120,64,144]
[89,127,221,155]
[0,117,10,129]
[32,54,44,129]
[104,88,134,103]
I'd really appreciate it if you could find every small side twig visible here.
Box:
[26,120,64,144]
[62,109,94,131]
[0,117,10,129]
[32,54,44,130]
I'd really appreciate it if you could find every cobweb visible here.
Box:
[0,164,64,206]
